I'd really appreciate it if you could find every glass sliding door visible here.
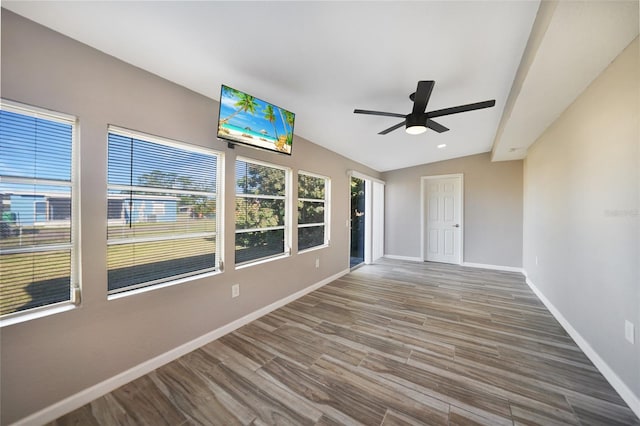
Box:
[350,176,365,268]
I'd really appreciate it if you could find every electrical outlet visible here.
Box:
[625,320,635,344]
[232,284,240,298]
[535,256,538,266]
[315,258,320,268]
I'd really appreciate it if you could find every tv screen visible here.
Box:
[217,85,294,155]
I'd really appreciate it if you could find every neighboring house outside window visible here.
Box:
[0,101,78,318]
[107,126,222,295]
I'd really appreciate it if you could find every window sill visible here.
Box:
[298,244,329,255]
[108,269,222,301]
[235,252,290,270]
[0,302,77,328]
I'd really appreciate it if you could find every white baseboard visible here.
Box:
[524,272,640,419]
[12,268,350,426]
[383,254,423,262]
[461,262,524,273]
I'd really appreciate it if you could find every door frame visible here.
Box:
[348,171,385,267]
[420,173,464,264]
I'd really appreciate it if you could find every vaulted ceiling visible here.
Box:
[3,1,639,172]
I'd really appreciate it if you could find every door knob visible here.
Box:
[453,224,460,228]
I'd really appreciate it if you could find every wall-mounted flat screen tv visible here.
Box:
[217,85,294,155]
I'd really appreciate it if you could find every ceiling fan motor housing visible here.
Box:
[406,113,427,129]
[354,80,495,135]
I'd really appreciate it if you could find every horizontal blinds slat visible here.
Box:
[0,175,72,186]
[235,159,286,196]
[298,173,327,251]
[108,239,216,269]
[107,239,216,292]
[0,183,71,247]
[106,130,219,293]
[298,226,325,251]
[108,184,216,197]
[108,133,217,191]
[109,125,214,156]
[0,248,71,316]
[235,229,285,264]
[234,159,288,264]
[0,106,74,317]
[1,243,73,255]
[106,190,216,240]
[107,231,216,246]
[235,197,285,230]
[107,134,132,186]
[298,173,326,199]
[0,122,71,140]
[298,200,325,225]
[0,111,72,182]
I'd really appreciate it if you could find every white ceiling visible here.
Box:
[3,1,639,172]
[493,0,639,161]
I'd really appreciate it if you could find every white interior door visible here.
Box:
[423,175,462,264]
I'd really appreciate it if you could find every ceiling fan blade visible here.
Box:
[427,100,496,118]
[354,109,406,118]
[426,119,449,133]
[412,80,435,115]
[378,120,406,135]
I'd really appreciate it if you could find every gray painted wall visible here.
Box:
[382,153,523,267]
[523,38,639,399]
[4,7,636,424]
[0,11,381,424]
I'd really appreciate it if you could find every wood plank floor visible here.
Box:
[50,259,640,425]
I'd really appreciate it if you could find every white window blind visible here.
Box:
[107,127,221,294]
[298,171,329,251]
[235,158,289,265]
[0,101,77,317]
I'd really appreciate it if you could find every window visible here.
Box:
[0,101,77,318]
[298,171,329,251]
[107,127,221,295]
[235,158,290,265]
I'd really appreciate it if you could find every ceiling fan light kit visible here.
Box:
[405,114,428,134]
[354,80,496,136]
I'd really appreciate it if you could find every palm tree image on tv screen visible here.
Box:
[218,85,294,155]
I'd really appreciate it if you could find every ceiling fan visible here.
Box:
[354,80,496,135]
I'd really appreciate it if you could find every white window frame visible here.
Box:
[234,156,292,268]
[0,100,79,325]
[297,170,330,253]
[106,126,223,297]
